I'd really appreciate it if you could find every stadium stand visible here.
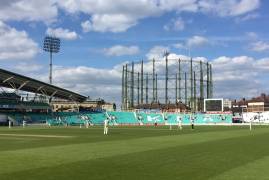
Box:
[108,112,138,125]
[1,111,233,126]
[0,68,87,102]
[139,113,165,125]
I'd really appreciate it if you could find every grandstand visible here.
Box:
[1,110,233,127]
[0,68,86,102]
[0,92,51,111]
[0,68,87,126]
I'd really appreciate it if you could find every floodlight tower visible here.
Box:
[43,36,60,84]
[164,51,170,105]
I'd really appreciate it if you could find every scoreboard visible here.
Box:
[204,99,223,112]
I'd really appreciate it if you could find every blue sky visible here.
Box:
[0,0,269,104]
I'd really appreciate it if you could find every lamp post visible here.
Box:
[43,36,60,84]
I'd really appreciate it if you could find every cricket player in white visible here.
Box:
[46,120,51,127]
[8,120,11,129]
[85,119,89,128]
[250,116,255,131]
[22,120,26,128]
[190,115,195,130]
[104,118,109,135]
[177,116,182,130]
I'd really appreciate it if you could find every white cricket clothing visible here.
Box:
[85,120,89,128]
[23,120,26,128]
[177,116,182,130]
[178,120,182,130]
[104,119,109,135]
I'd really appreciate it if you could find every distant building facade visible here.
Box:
[51,98,115,112]
[223,99,232,111]
[232,94,269,113]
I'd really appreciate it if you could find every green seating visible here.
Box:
[2,111,233,126]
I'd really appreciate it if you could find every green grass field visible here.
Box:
[0,125,269,180]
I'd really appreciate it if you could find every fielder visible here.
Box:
[8,120,11,129]
[85,119,89,128]
[250,116,256,131]
[22,120,26,128]
[190,115,195,130]
[104,117,109,135]
[138,115,143,126]
[47,120,51,127]
[177,116,182,130]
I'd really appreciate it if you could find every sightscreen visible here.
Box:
[205,99,223,112]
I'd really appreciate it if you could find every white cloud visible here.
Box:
[235,13,260,22]
[158,0,199,12]
[81,20,92,33]
[146,46,170,60]
[231,0,260,16]
[103,45,140,56]
[246,32,258,40]
[173,43,185,49]
[164,17,185,31]
[199,0,260,17]
[148,37,209,60]
[57,0,161,33]
[0,0,58,23]
[250,41,269,52]
[82,14,138,33]
[13,63,43,73]
[255,58,269,70]
[38,65,123,104]
[46,28,78,40]
[211,55,269,98]
[186,36,208,48]
[172,36,210,50]
[173,18,185,31]
[58,0,260,33]
[0,21,38,60]
[0,0,261,32]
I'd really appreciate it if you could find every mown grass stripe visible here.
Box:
[0,133,74,138]
[2,131,269,180]
[0,128,266,175]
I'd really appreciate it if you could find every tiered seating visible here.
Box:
[2,111,233,126]
[85,112,106,125]
[193,113,232,124]
[53,112,85,125]
[0,100,50,109]
[136,113,164,125]
[165,114,191,124]
[108,112,138,125]
[138,113,233,125]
